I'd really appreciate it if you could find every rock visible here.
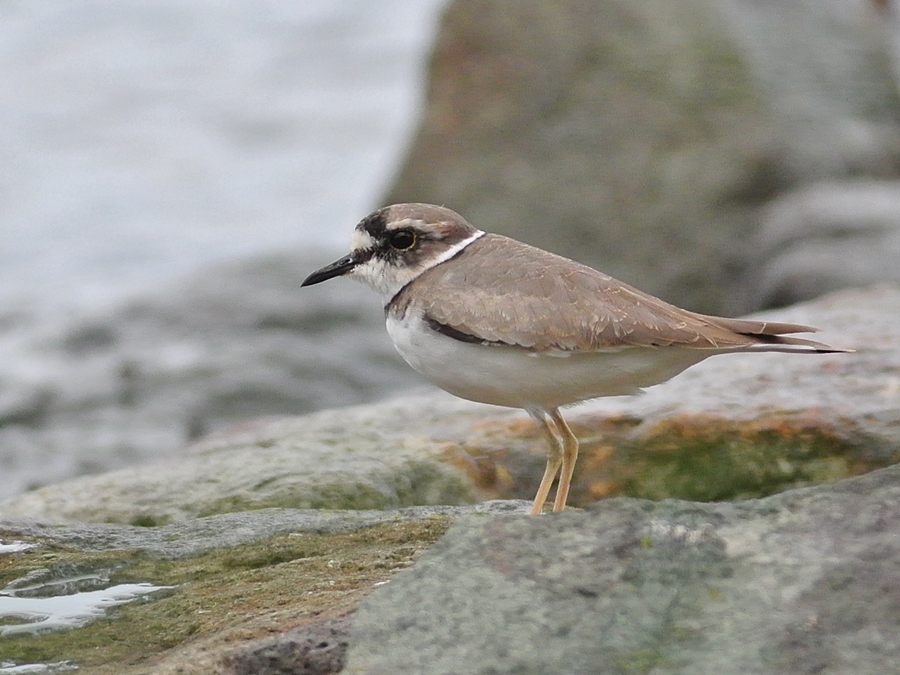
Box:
[221,615,352,675]
[0,502,528,559]
[386,0,900,315]
[0,285,895,526]
[345,465,900,674]
[0,396,498,524]
[747,180,900,308]
[0,252,419,499]
[1,505,525,674]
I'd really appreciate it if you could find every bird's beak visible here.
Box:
[301,254,357,286]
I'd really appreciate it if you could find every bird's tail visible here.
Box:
[702,316,854,353]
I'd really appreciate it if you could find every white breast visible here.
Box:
[385,310,713,410]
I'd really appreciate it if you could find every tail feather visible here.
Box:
[740,333,853,353]
[699,314,853,353]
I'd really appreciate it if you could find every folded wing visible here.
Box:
[399,234,844,354]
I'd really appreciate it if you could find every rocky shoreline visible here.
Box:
[1,286,897,673]
[5,0,900,671]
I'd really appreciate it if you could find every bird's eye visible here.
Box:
[388,230,416,250]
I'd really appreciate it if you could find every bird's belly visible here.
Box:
[386,314,712,410]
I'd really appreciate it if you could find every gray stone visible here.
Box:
[221,615,352,675]
[0,396,507,524]
[747,180,900,308]
[0,502,528,560]
[345,465,900,675]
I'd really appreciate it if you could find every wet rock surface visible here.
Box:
[0,504,525,674]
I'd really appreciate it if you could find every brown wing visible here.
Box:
[394,234,838,353]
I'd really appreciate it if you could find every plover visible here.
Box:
[302,203,849,514]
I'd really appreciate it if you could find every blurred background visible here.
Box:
[0,0,446,316]
[2,0,900,499]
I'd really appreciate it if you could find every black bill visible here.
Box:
[301,254,357,286]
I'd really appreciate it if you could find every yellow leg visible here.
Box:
[527,409,563,515]
[549,409,579,512]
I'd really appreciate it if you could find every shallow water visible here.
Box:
[0,543,35,555]
[0,568,172,636]
[0,663,77,674]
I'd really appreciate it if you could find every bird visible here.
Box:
[301,203,850,515]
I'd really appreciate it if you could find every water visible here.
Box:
[1,579,171,636]
[0,562,169,674]
[0,543,35,555]
[0,560,172,658]
[0,664,76,674]
[0,0,448,318]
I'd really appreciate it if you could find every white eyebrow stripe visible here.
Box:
[386,217,427,230]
